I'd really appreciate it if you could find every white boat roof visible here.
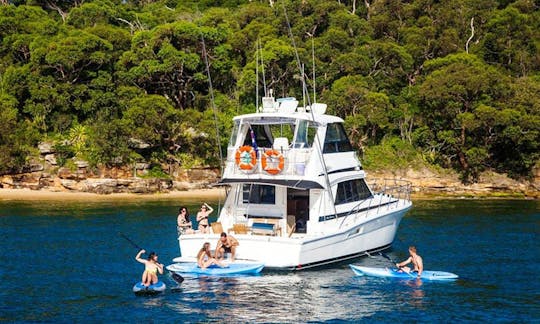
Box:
[232,111,344,125]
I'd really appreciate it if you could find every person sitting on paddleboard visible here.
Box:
[215,232,239,262]
[136,249,164,287]
[396,246,423,278]
[196,203,213,234]
[197,242,225,269]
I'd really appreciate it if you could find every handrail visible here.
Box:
[338,178,412,229]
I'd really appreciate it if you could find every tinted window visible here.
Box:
[323,123,353,153]
[243,184,275,204]
[335,179,372,205]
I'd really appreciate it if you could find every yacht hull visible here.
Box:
[177,204,410,270]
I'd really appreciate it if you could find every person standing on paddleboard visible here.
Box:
[396,246,424,278]
[135,250,164,287]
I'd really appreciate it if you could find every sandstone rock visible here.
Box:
[74,160,89,168]
[58,167,87,180]
[38,142,54,154]
[135,163,150,170]
[22,163,44,173]
[61,179,81,191]
[45,154,57,165]
[1,175,14,188]
[128,138,152,149]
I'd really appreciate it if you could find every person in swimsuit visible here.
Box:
[396,246,424,278]
[177,206,194,234]
[197,242,225,269]
[215,232,239,262]
[196,203,213,234]
[135,249,164,286]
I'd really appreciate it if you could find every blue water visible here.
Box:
[0,199,538,323]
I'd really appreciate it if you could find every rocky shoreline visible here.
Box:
[1,142,538,199]
[1,165,538,200]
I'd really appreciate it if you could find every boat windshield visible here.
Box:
[235,117,318,149]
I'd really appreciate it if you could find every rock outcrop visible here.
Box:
[0,143,537,198]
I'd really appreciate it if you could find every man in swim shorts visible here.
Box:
[215,232,239,262]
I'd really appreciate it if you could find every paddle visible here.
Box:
[379,252,416,278]
[119,232,185,285]
[119,232,144,250]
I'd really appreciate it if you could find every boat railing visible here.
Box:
[368,178,412,204]
[226,146,312,177]
[339,179,412,229]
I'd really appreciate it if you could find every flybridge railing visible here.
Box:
[225,146,312,177]
[338,179,412,229]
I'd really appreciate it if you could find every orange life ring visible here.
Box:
[262,149,285,175]
[235,145,257,171]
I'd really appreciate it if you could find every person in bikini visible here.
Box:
[177,206,194,234]
[196,203,213,234]
[197,242,225,269]
[396,246,423,278]
[135,249,164,286]
[215,232,239,262]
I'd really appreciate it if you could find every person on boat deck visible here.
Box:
[396,246,423,278]
[197,242,225,269]
[196,203,213,234]
[135,249,164,287]
[177,206,194,234]
[215,232,239,262]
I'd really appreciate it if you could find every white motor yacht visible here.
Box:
[172,95,412,270]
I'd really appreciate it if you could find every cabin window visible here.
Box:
[242,184,275,204]
[243,124,273,148]
[335,179,372,205]
[323,123,353,153]
[228,120,240,147]
[294,120,317,148]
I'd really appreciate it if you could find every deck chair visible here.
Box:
[229,223,248,234]
[211,222,223,234]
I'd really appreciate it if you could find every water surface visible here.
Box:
[1,199,538,322]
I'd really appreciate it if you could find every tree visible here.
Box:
[481,6,540,76]
[417,53,509,182]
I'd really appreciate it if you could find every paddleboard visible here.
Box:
[350,265,458,280]
[132,281,166,296]
[166,262,264,276]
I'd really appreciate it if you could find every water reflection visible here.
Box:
[164,270,430,322]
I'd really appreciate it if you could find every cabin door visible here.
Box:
[287,188,309,234]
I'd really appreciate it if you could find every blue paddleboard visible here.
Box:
[350,264,458,280]
[166,262,264,276]
[132,281,166,295]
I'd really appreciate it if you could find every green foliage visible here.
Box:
[0,0,537,184]
[53,141,75,167]
[362,137,423,171]
[141,165,171,179]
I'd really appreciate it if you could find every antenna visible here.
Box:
[200,34,223,175]
[256,41,259,113]
[311,33,316,103]
[260,40,267,96]
[282,3,337,219]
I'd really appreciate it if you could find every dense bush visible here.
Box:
[0,0,538,182]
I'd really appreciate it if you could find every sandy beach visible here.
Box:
[0,188,226,201]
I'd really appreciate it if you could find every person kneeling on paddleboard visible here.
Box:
[136,249,164,287]
[396,246,423,278]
